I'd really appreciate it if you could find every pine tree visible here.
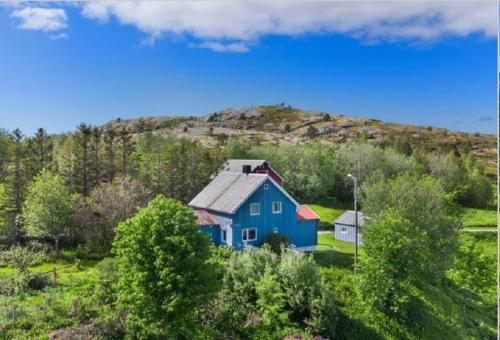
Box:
[4,129,26,242]
[90,127,102,188]
[103,127,116,182]
[74,123,92,196]
[118,127,134,177]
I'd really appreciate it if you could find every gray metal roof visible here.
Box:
[335,210,367,227]
[222,159,266,173]
[189,173,268,214]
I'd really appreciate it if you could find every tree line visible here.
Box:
[0,126,223,247]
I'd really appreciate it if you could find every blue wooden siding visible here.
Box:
[293,220,317,247]
[200,225,221,244]
[199,178,318,249]
[230,178,317,249]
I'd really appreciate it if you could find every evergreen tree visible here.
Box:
[118,127,134,177]
[74,123,92,196]
[103,127,117,181]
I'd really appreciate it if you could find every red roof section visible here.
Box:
[193,210,219,226]
[297,205,320,221]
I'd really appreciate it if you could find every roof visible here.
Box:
[335,210,367,227]
[189,172,298,215]
[222,159,266,173]
[222,159,284,180]
[193,209,219,226]
[297,205,320,221]
[189,173,268,214]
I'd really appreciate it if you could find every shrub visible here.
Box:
[114,196,218,338]
[263,233,290,255]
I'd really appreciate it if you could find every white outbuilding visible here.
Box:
[334,210,368,245]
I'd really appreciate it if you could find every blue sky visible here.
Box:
[0,2,497,135]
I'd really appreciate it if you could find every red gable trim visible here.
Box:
[193,209,219,226]
[297,205,320,221]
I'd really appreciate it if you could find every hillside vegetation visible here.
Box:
[102,104,497,177]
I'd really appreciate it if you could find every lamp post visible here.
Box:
[347,174,358,275]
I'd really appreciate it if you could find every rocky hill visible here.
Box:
[101,105,497,176]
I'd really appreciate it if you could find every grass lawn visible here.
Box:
[314,232,359,268]
[0,259,99,283]
[460,208,497,228]
[308,201,351,230]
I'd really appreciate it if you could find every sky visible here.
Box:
[0,1,497,135]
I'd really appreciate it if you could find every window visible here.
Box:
[273,227,279,234]
[242,228,257,241]
[250,203,260,215]
[221,230,227,242]
[341,227,347,234]
[272,201,282,214]
[263,183,269,190]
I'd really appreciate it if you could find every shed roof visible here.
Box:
[335,210,367,227]
[193,209,219,226]
[297,205,320,221]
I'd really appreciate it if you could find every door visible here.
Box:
[222,225,233,246]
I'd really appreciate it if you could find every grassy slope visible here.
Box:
[0,260,99,339]
[460,208,497,228]
[307,202,351,230]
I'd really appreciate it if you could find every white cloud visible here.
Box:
[49,32,68,40]
[81,1,497,51]
[198,41,249,53]
[11,7,67,32]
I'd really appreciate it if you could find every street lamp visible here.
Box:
[347,174,358,274]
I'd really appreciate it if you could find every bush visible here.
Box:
[263,233,290,255]
[114,196,218,338]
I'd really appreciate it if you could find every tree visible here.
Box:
[118,127,134,177]
[113,196,217,338]
[73,176,150,252]
[4,128,26,242]
[359,209,421,318]
[32,127,52,172]
[393,135,412,156]
[22,170,73,256]
[361,175,460,281]
[306,125,318,138]
[256,267,290,337]
[75,123,92,196]
[89,126,102,188]
[103,127,117,181]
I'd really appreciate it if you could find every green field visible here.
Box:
[314,232,359,268]
[460,208,497,228]
[307,202,350,230]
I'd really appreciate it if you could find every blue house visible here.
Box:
[189,160,319,251]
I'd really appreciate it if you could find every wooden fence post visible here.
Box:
[51,267,57,286]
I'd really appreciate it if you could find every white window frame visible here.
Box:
[273,227,279,234]
[250,203,260,216]
[263,183,269,190]
[242,228,257,241]
[272,201,282,214]
[341,227,347,234]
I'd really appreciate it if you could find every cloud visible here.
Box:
[11,7,67,32]
[81,1,497,51]
[49,32,68,40]
[198,41,249,53]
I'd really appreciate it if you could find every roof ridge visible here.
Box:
[207,173,243,210]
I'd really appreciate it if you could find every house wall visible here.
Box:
[253,164,283,186]
[200,225,221,244]
[230,178,315,249]
[293,220,318,247]
[334,223,364,245]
